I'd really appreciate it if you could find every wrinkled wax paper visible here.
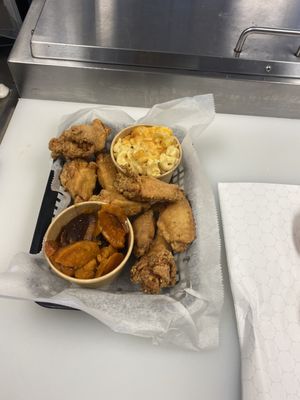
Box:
[1,95,223,351]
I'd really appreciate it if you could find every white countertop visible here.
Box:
[2,98,300,400]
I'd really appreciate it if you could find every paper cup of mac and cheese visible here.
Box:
[110,125,182,183]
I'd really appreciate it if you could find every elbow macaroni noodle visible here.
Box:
[113,126,180,177]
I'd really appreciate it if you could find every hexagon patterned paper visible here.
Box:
[219,182,300,400]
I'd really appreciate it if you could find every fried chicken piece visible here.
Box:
[149,232,171,253]
[114,172,183,202]
[49,119,110,159]
[60,159,97,203]
[90,189,150,216]
[131,233,177,294]
[96,153,117,190]
[132,209,156,257]
[157,196,196,253]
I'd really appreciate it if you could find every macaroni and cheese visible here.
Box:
[113,125,180,177]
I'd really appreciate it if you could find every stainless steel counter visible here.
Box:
[31,0,300,77]
[9,0,300,118]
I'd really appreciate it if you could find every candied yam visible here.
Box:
[95,265,104,278]
[59,213,91,246]
[53,240,100,269]
[75,258,97,279]
[98,210,126,249]
[103,253,124,275]
[95,262,106,278]
[93,215,103,237]
[55,263,75,277]
[100,204,128,231]
[83,213,97,240]
[96,252,124,277]
[44,240,59,258]
[96,245,117,263]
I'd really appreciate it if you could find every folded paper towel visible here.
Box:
[219,182,300,400]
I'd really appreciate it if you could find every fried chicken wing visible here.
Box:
[132,209,156,257]
[49,119,110,159]
[149,232,171,253]
[131,234,177,294]
[96,153,117,190]
[114,172,183,202]
[157,196,196,253]
[90,189,150,216]
[60,159,97,203]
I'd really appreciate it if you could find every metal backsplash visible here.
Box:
[8,0,300,118]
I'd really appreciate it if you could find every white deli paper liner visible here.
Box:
[0,95,223,351]
[219,182,300,399]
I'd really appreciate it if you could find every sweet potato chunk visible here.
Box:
[96,245,117,264]
[98,210,126,249]
[100,204,128,231]
[55,264,75,277]
[83,214,97,241]
[96,252,124,277]
[103,253,124,274]
[44,240,59,258]
[59,213,94,246]
[75,258,97,279]
[53,240,100,269]
[93,215,103,237]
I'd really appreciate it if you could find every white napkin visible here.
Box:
[219,182,300,400]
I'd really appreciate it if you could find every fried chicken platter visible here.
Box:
[47,118,196,294]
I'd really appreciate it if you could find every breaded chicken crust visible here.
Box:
[49,119,110,159]
[157,196,196,253]
[132,209,156,257]
[114,172,183,202]
[131,234,176,294]
[60,159,97,203]
[96,153,117,190]
[90,189,150,216]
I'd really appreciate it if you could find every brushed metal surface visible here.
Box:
[8,0,300,119]
[31,0,300,78]
[234,26,300,57]
[0,0,22,39]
